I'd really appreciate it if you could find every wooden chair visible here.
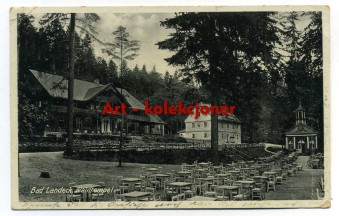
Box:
[139,187,161,201]
[184,184,197,199]
[203,184,217,198]
[252,187,265,200]
[216,188,229,201]
[113,188,124,201]
[66,182,83,202]
[267,176,276,192]
[276,176,283,185]
[90,182,106,201]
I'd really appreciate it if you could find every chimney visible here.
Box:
[94,79,100,85]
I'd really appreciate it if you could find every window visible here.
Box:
[90,103,94,110]
[192,134,195,138]
[198,123,200,127]
[204,122,207,127]
[222,133,224,138]
[221,123,224,128]
[237,135,239,139]
[103,119,110,132]
[227,124,229,128]
[76,117,83,130]
[204,133,207,138]
[192,123,195,128]
[233,124,235,128]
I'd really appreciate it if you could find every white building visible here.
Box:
[180,104,241,145]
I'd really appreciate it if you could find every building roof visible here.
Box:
[30,69,111,101]
[184,103,241,123]
[116,88,145,110]
[30,69,165,123]
[285,123,317,135]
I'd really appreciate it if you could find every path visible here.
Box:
[265,156,324,200]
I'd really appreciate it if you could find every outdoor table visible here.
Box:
[212,166,223,174]
[263,172,276,182]
[186,196,217,201]
[253,176,263,186]
[72,183,101,201]
[236,180,255,199]
[196,169,208,178]
[122,191,152,201]
[199,162,210,170]
[240,168,251,174]
[216,185,240,200]
[185,165,196,170]
[312,159,320,169]
[216,173,231,178]
[168,182,192,194]
[272,168,282,175]
[153,174,170,189]
[147,168,159,172]
[178,171,191,182]
[261,164,270,170]
[238,161,246,168]
[228,170,240,180]
[198,178,214,189]
[236,180,255,188]
[122,178,141,184]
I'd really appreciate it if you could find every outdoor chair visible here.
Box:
[252,187,265,200]
[149,176,161,190]
[184,184,197,199]
[267,176,276,192]
[66,182,83,202]
[171,195,179,201]
[197,183,208,196]
[276,176,283,185]
[117,176,129,193]
[282,171,288,180]
[139,187,161,201]
[223,178,233,186]
[135,178,146,191]
[203,184,218,198]
[216,188,229,201]
[113,188,124,201]
[90,182,106,201]
[172,193,185,201]
[232,189,249,201]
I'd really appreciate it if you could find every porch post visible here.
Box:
[285,136,288,149]
[307,136,310,149]
[293,137,296,149]
[315,135,318,149]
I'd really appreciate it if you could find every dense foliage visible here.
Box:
[18,12,324,152]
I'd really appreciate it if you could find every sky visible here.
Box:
[32,12,311,75]
[91,13,177,74]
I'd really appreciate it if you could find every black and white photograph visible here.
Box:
[10,6,330,209]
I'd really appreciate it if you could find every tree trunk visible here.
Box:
[210,88,219,165]
[65,13,76,156]
[118,35,123,167]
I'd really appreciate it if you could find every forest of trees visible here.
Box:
[18,12,324,154]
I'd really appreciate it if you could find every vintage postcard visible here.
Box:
[10,6,330,209]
